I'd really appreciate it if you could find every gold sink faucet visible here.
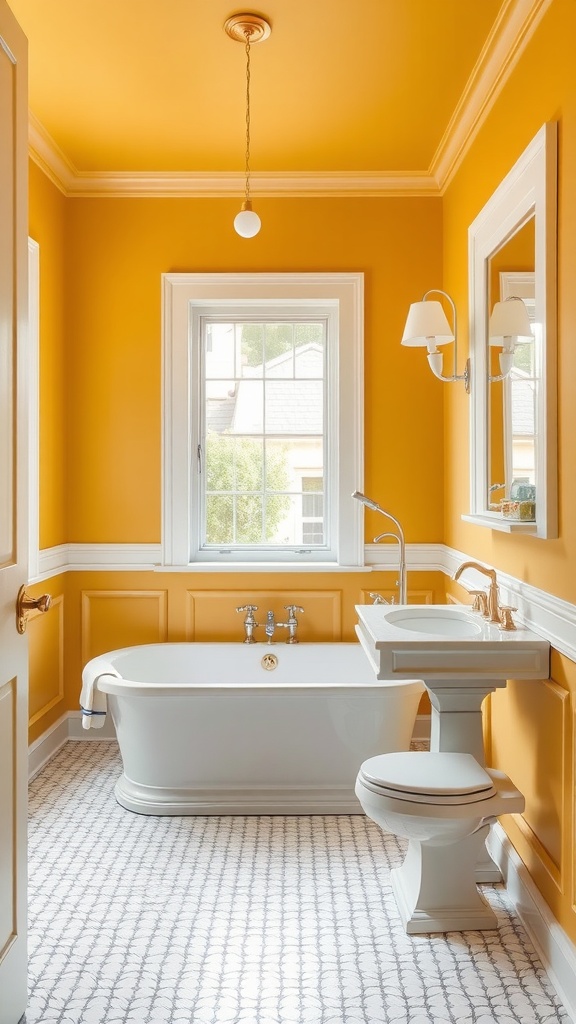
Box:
[452,561,501,624]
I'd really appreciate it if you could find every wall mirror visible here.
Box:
[464,122,557,538]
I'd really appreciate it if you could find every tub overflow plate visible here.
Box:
[261,653,278,671]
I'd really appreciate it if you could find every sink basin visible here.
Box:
[383,606,483,638]
[355,603,550,682]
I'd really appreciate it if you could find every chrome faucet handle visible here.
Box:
[284,604,304,619]
[468,590,489,617]
[236,604,258,616]
[499,605,518,631]
[236,605,260,644]
[369,592,389,605]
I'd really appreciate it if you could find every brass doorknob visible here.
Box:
[16,585,52,634]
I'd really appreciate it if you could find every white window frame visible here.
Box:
[162,273,364,568]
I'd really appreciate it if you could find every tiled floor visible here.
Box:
[25,742,569,1023]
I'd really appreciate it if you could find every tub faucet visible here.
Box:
[452,561,501,624]
[352,491,407,604]
[264,610,276,643]
[236,604,260,644]
[279,604,304,643]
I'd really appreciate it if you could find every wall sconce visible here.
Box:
[488,296,533,381]
[401,289,470,393]
[224,13,271,238]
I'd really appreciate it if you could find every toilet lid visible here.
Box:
[359,752,497,805]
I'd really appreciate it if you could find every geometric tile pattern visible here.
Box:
[26,742,570,1023]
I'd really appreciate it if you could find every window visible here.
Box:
[162,274,364,567]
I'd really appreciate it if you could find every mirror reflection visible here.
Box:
[487,218,537,523]
[466,122,557,538]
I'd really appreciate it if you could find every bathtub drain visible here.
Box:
[261,653,278,671]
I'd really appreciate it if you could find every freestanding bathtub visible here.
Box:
[85,642,425,815]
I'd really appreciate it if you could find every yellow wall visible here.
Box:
[27,177,445,742]
[63,194,445,542]
[27,0,576,950]
[29,161,67,548]
[443,0,576,942]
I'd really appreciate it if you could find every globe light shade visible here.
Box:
[234,201,261,238]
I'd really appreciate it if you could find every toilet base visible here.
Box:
[390,824,499,934]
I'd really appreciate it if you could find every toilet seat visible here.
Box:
[358,752,497,806]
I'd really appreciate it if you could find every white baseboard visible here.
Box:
[28,712,117,779]
[488,823,576,1022]
[28,713,71,780]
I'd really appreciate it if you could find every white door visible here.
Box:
[0,4,29,1022]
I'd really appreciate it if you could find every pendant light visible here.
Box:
[224,14,271,238]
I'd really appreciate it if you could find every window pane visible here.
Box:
[295,329,324,379]
[265,380,323,435]
[230,380,264,433]
[205,436,263,492]
[206,380,238,434]
[205,494,234,544]
[263,439,292,493]
[205,323,235,378]
[239,323,264,376]
[264,324,294,376]
[236,494,263,544]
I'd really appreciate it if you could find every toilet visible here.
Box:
[355,751,524,934]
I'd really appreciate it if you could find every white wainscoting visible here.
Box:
[32,541,576,665]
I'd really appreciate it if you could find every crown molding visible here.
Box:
[27,0,552,199]
[432,0,553,192]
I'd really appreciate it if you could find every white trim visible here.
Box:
[432,0,553,192]
[26,1,550,199]
[467,122,557,539]
[32,543,162,581]
[162,273,364,569]
[27,238,40,581]
[488,824,576,1022]
[30,540,576,665]
[365,542,447,572]
[28,713,70,780]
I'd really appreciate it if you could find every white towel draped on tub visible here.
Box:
[80,665,120,729]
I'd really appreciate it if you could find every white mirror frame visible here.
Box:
[464,122,557,538]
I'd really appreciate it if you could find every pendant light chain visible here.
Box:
[224,13,270,237]
[244,33,252,204]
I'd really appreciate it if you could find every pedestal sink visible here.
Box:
[356,603,550,762]
[355,602,550,881]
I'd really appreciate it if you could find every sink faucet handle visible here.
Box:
[369,592,389,605]
[499,605,518,631]
[469,590,489,617]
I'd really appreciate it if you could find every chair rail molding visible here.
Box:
[33,541,576,665]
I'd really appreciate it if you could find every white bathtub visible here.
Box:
[88,642,425,815]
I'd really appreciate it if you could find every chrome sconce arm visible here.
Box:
[401,288,470,393]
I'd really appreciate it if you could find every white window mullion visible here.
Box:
[162,274,364,567]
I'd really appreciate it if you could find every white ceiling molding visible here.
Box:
[432,0,553,192]
[28,0,552,199]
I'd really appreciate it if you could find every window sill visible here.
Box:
[155,562,374,573]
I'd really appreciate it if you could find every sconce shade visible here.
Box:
[489,297,532,346]
[401,300,454,347]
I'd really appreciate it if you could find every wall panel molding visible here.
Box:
[489,823,576,1023]
[34,541,576,664]
[81,590,168,664]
